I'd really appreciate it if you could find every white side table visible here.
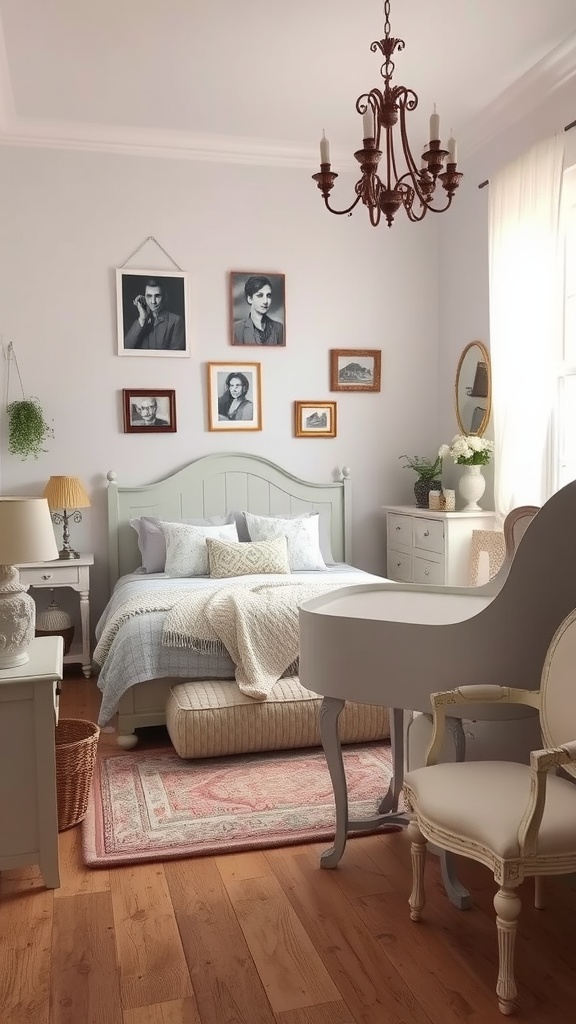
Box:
[0,636,63,888]
[17,554,94,678]
[383,506,497,586]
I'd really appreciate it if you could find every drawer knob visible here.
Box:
[423,530,430,537]
[396,561,401,567]
[424,568,430,575]
[41,574,53,580]
[395,525,401,531]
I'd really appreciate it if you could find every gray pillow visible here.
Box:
[130,513,235,573]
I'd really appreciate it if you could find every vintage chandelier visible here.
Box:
[312,0,462,227]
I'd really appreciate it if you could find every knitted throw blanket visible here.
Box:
[162,579,355,700]
[93,587,194,667]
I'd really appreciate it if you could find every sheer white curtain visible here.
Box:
[488,135,564,516]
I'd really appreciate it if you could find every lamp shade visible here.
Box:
[0,498,59,564]
[43,476,91,511]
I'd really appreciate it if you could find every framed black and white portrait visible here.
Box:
[116,269,189,357]
[207,362,262,431]
[330,349,382,392]
[230,271,286,346]
[122,389,177,433]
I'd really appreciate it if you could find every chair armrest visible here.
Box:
[425,685,541,767]
[519,740,576,856]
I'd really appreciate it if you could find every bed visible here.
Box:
[96,452,389,752]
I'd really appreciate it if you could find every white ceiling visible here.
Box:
[1,0,576,162]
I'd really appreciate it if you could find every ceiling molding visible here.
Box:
[459,31,576,157]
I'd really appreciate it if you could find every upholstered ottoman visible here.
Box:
[166,676,390,759]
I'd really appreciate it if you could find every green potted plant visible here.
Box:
[7,398,54,460]
[399,453,443,508]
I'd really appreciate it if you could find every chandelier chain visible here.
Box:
[383,0,391,39]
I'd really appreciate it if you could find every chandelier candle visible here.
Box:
[312,0,462,227]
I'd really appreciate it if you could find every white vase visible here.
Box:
[458,464,486,511]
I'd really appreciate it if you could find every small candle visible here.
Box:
[320,130,330,164]
[429,104,439,142]
[447,134,457,164]
[362,107,374,140]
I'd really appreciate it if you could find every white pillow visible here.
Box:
[159,521,239,577]
[243,511,326,571]
[130,513,234,573]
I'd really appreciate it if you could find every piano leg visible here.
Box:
[377,707,407,813]
[319,696,407,869]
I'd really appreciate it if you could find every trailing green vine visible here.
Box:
[5,343,54,459]
[7,398,54,459]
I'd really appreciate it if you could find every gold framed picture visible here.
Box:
[207,362,262,431]
[294,401,337,438]
[330,349,381,391]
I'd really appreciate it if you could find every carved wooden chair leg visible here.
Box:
[494,885,522,1016]
[407,819,427,921]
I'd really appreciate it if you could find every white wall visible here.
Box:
[0,145,440,624]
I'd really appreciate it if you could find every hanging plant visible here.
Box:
[4,343,54,459]
[7,398,54,459]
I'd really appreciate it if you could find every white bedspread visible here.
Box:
[95,566,384,726]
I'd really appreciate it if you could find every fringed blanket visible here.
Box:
[94,577,363,700]
[163,579,349,699]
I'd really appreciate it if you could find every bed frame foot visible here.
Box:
[117,733,138,749]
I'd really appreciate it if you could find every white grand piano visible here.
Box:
[299,479,576,880]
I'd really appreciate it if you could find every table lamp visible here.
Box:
[0,497,59,668]
[43,476,91,559]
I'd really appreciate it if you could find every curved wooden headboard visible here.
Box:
[106,452,352,589]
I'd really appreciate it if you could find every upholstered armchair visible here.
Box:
[403,607,576,1015]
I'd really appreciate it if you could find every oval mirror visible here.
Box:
[455,340,491,436]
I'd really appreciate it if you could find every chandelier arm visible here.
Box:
[323,193,363,217]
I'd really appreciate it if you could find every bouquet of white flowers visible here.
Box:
[438,434,494,466]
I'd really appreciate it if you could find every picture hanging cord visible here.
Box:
[5,341,26,410]
[119,235,184,271]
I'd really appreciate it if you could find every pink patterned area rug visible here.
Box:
[82,742,396,867]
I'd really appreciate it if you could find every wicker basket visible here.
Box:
[55,718,100,831]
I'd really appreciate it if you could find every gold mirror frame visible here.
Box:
[455,340,491,437]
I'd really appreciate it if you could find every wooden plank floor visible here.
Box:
[1,668,574,1024]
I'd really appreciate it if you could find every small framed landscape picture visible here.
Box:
[207,362,262,431]
[330,349,381,391]
[116,268,189,357]
[294,401,337,438]
[122,389,177,433]
[230,271,286,346]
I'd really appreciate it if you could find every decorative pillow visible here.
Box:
[207,535,291,578]
[236,510,335,564]
[243,511,327,571]
[160,521,239,577]
[130,513,234,573]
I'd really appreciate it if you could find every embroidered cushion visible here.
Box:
[243,511,327,571]
[207,535,291,579]
[130,513,235,573]
[160,521,239,577]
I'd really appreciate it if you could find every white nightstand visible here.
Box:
[0,636,63,888]
[17,554,94,678]
[383,506,497,587]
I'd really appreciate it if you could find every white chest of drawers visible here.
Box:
[0,636,63,888]
[383,506,497,587]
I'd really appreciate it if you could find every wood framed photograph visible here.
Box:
[122,389,177,433]
[116,269,189,356]
[207,362,262,431]
[330,349,381,391]
[294,401,337,438]
[230,271,286,346]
